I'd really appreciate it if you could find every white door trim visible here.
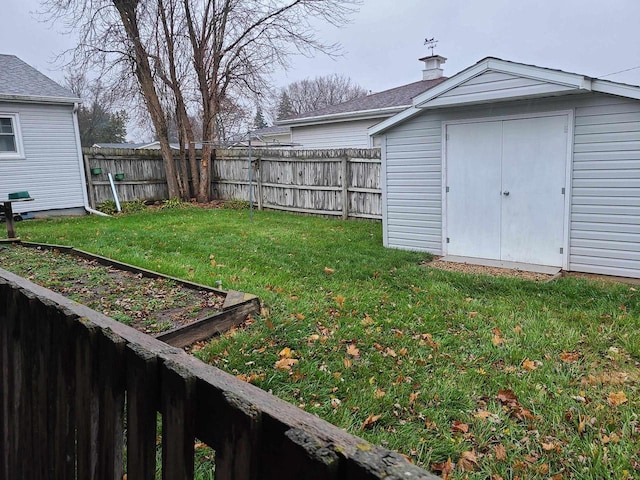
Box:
[442,109,574,269]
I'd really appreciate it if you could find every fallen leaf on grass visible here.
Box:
[361,313,374,326]
[346,344,360,357]
[559,351,581,363]
[474,410,492,420]
[323,266,335,274]
[492,327,504,346]
[497,389,535,421]
[374,388,386,398]
[431,458,453,479]
[409,392,420,405]
[522,358,538,371]
[451,420,469,434]
[468,311,478,318]
[361,414,382,430]
[236,373,265,383]
[497,389,518,404]
[293,312,305,320]
[343,358,353,368]
[334,294,345,307]
[457,450,479,472]
[494,444,507,461]
[278,347,294,358]
[607,390,628,407]
[274,358,298,370]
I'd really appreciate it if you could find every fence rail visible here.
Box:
[0,268,438,479]
[83,147,382,219]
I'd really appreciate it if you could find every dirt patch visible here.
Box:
[423,258,556,282]
[0,245,225,335]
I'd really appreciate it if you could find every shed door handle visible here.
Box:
[503,191,510,196]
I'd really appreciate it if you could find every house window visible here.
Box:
[0,114,24,158]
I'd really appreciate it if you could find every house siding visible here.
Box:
[0,101,85,213]
[383,92,640,278]
[291,119,380,149]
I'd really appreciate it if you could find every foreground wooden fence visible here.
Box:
[0,268,438,479]
[83,147,382,219]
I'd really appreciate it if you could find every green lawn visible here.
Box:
[4,207,639,479]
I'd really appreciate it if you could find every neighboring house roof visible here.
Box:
[251,125,290,137]
[277,77,447,126]
[93,141,207,150]
[370,57,640,136]
[93,142,153,149]
[0,54,79,104]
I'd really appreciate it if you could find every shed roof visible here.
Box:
[370,57,640,136]
[0,54,79,103]
[277,77,447,126]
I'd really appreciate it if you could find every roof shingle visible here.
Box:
[279,77,447,123]
[0,54,78,101]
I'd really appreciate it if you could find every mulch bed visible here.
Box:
[423,258,557,282]
[0,245,226,335]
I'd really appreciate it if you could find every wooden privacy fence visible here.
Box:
[83,147,382,219]
[0,269,439,480]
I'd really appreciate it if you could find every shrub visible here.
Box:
[121,199,147,214]
[223,199,250,210]
[162,198,190,209]
[96,200,118,215]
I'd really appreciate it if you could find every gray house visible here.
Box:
[0,54,91,216]
[277,56,447,149]
[371,57,640,279]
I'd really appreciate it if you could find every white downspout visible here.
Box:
[72,102,110,217]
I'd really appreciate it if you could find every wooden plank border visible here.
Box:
[12,241,260,348]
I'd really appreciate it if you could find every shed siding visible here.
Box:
[291,119,380,149]
[426,71,576,108]
[383,92,640,278]
[571,96,640,277]
[0,101,85,213]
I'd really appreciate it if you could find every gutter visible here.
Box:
[276,105,408,127]
[72,102,110,217]
[0,93,81,105]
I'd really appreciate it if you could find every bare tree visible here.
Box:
[272,74,368,119]
[42,0,361,202]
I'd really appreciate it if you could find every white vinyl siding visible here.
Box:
[0,102,85,213]
[425,71,577,108]
[383,92,640,278]
[571,97,640,277]
[291,119,380,149]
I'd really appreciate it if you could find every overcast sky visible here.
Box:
[3,0,640,138]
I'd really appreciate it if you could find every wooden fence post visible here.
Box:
[257,157,263,211]
[341,156,349,220]
[83,154,97,209]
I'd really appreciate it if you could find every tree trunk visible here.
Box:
[113,0,180,198]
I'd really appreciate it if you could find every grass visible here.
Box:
[4,207,640,479]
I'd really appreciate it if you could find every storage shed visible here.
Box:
[0,54,89,216]
[371,57,640,278]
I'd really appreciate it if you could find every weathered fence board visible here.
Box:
[83,147,382,219]
[1,268,440,479]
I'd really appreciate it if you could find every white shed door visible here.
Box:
[446,115,568,267]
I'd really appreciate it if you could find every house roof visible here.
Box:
[0,54,79,104]
[250,125,290,137]
[277,77,447,126]
[93,142,153,149]
[370,56,640,136]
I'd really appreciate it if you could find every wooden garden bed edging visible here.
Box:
[13,241,260,348]
[0,269,440,479]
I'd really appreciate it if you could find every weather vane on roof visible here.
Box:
[424,37,438,56]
